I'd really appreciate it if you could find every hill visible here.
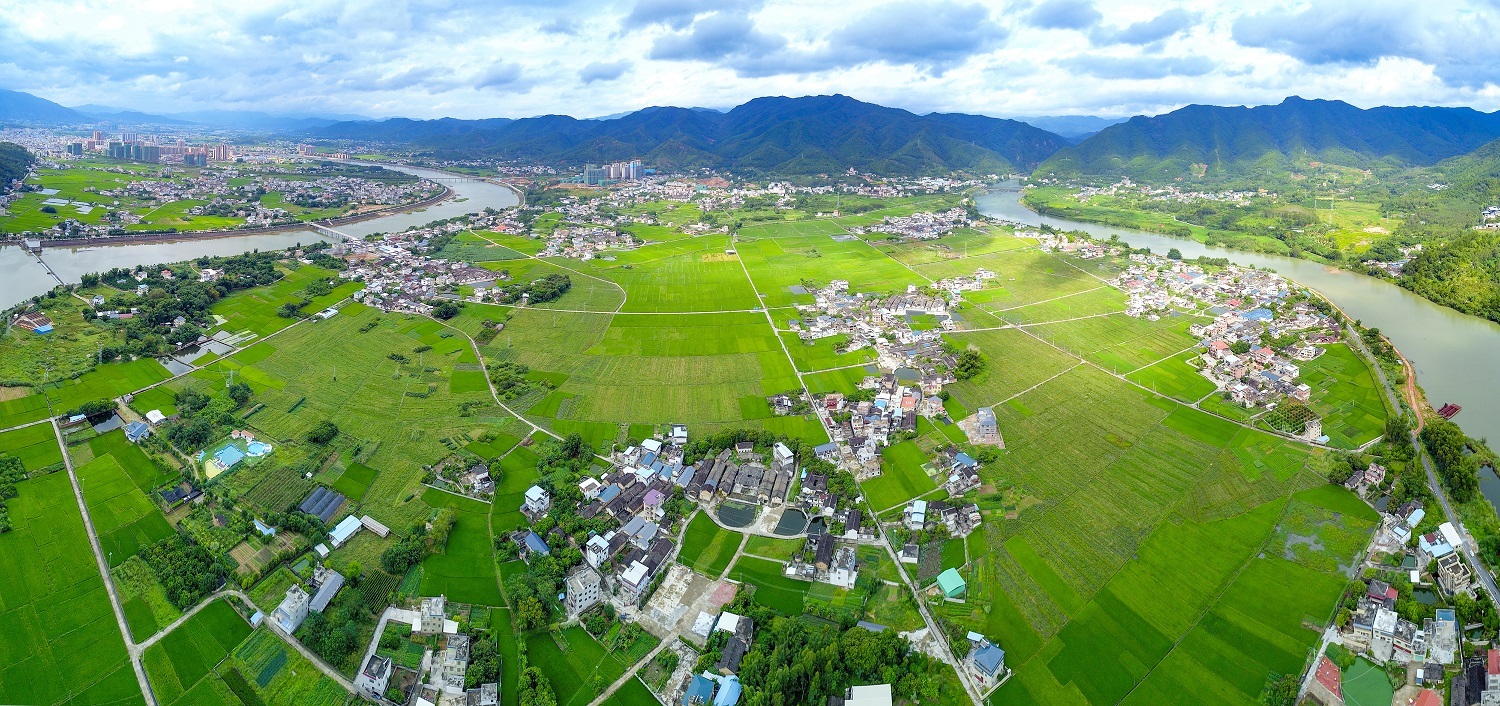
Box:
[0,142,33,187]
[0,89,85,124]
[1431,136,1500,207]
[1034,97,1500,182]
[309,95,1068,176]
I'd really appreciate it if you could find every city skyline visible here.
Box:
[3,0,1499,122]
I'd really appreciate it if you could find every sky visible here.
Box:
[3,0,1499,121]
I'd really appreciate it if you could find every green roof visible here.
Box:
[936,568,966,597]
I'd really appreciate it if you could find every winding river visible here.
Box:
[0,164,519,310]
[976,187,1500,445]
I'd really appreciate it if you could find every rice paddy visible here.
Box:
[0,471,143,706]
[679,511,744,577]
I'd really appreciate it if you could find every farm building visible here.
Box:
[329,514,363,547]
[309,568,344,612]
[125,421,151,443]
[936,568,966,598]
[299,487,348,523]
[360,515,391,537]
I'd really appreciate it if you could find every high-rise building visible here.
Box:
[121,131,137,143]
[626,160,643,180]
[142,145,160,163]
[108,141,126,159]
[298,144,316,156]
[92,130,104,141]
[66,142,83,156]
[582,164,607,185]
[212,144,231,161]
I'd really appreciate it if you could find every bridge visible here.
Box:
[424,176,489,183]
[309,223,356,241]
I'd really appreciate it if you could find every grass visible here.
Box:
[861,441,937,510]
[743,535,803,561]
[736,224,928,307]
[679,512,743,577]
[525,627,628,706]
[40,357,173,413]
[728,556,810,615]
[0,472,144,706]
[418,488,502,606]
[1125,350,1218,403]
[1292,344,1389,449]
[142,600,252,705]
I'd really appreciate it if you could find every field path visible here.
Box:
[52,417,159,706]
[727,230,987,706]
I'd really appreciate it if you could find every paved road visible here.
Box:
[1345,324,1500,610]
[53,418,159,706]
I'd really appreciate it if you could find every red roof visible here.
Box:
[1386,587,1398,600]
[1414,689,1441,706]
[1314,656,1341,697]
[1490,649,1500,676]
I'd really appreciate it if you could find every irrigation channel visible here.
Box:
[976,185,1500,448]
[0,164,521,310]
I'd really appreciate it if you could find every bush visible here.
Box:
[306,420,339,445]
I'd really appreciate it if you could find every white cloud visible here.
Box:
[0,0,1494,121]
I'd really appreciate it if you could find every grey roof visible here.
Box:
[299,487,348,523]
[309,570,344,612]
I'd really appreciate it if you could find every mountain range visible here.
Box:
[1034,97,1500,182]
[310,95,1069,175]
[0,90,368,131]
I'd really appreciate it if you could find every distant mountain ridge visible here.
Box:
[1035,97,1500,182]
[310,95,1068,176]
[0,89,86,124]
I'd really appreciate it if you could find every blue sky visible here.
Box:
[4,0,1499,120]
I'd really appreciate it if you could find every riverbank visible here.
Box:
[12,184,453,249]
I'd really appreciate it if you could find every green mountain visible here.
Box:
[0,89,85,124]
[1430,136,1500,207]
[0,142,33,188]
[1034,97,1500,182]
[310,95,1068,176]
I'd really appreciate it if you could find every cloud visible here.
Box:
[1230,1,1500,87]
[823,2,1006,75]
[475,62,527,90]
[649,1,1004,77]
[1028,0,1100,30]
[540,18,577,35]
[624,0,758,29]
[1057,54,1216,80]
[649,10,786,66]
[1093,9,1198,45]
[580,60,630,83]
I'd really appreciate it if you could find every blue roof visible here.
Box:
[215,444,246,468]
[598,485,622,502]
[1436,608,1456,622]
[125,421,151,442]
[640,451,657,466]
[682,675,716,706]
[33,324,52,334]
[675,468,695,488]
[524,531,551,555]
[954,452,978,468]
[973,643,1006,675]
[1243,308,1273,321]
[814,442,837,454]
[712,677,741,706]
[1407,508,1426,527]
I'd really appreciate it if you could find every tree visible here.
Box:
[306,420,339,445]
[519,667,556,706]
[515,596,546,631]
[431,301,462,319]
[1258,673,1298,706]
[1167,247,1183,260]
[67,399,116,418]
[276,302,302,318]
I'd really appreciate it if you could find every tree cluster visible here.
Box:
[140,533,232,609]
[493,273,572,306]
[1421,418,1480,503]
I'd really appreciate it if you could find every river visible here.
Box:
[975,186,1500,445]
[0,164,519,310]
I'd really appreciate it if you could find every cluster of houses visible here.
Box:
[1335,501,1475,678]
[846,207,971,240]
[1070,178,1262,207]
[540,225,640,260]
[332,224,499,315]
[690,442,798,506]
[351,595,499,706]
[902,496,983,538]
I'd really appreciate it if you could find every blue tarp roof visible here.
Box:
[712,677,741,706]
[524,531,551,555]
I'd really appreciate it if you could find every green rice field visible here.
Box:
[142,599,253,705]
[679,511,744,577]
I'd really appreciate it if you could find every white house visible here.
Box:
[329,514,363,548]
[523,485,551,515]
[272,584,310,633]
